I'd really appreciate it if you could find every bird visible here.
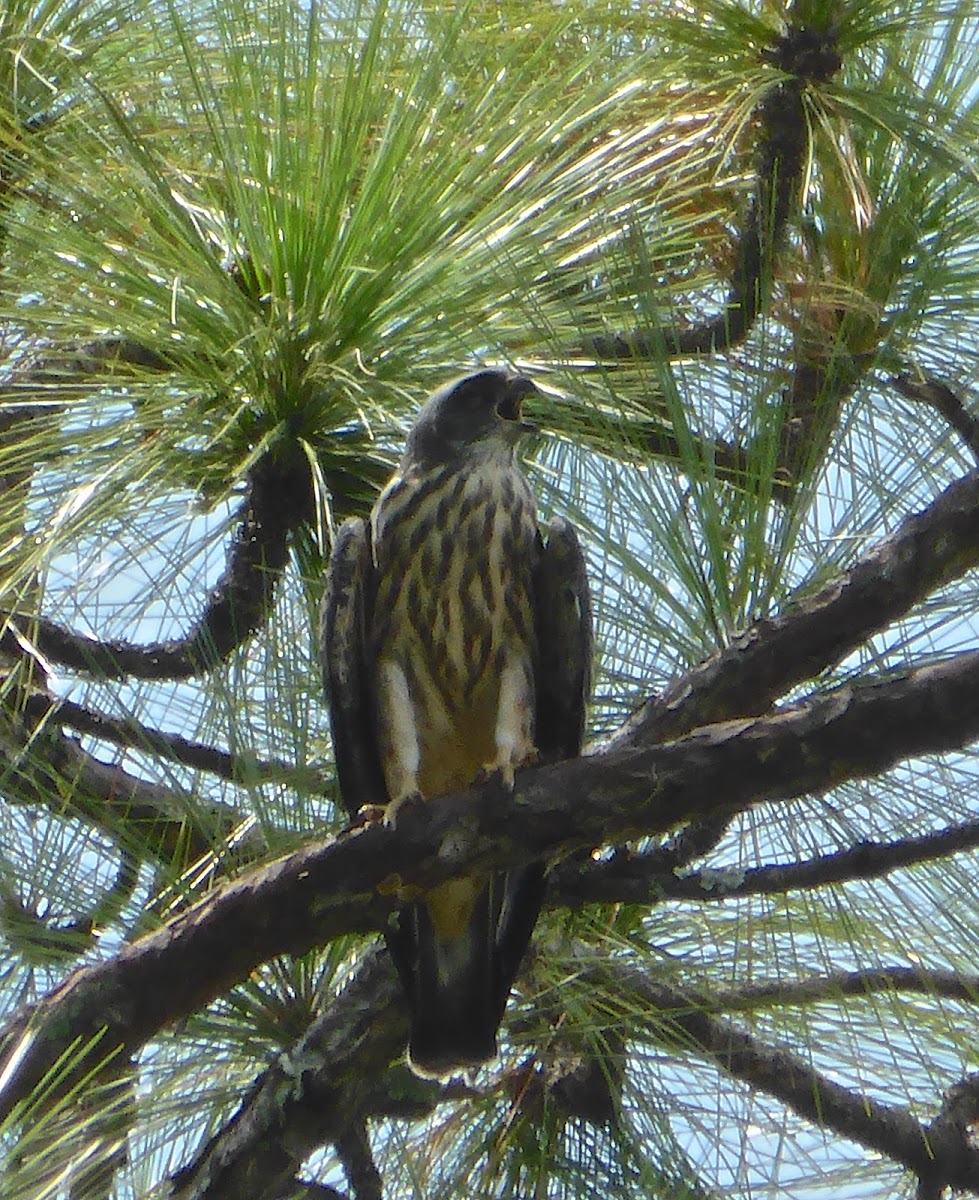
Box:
[319,368,592,1078]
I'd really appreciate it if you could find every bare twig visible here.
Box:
[555,816,979,907]
[892,373,979,463]
[707,966,979,1013]
[26,690,331,793]
[0,708,262,868]
[0,849,139,963]
[590,958,979,1189]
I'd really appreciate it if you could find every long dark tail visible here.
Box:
[386,865,546,1078]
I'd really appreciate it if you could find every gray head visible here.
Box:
[403,370,538,470]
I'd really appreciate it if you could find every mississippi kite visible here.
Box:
[320,368,592,1078]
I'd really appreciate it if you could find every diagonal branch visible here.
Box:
[186,954,979,1199]
[892,372,979,463]
[592,959,979,1190]
[613,415,797,504]
[5,647,979,1119]
[169,951,406,1200]
[25,689,331,793]
[1,444,313,681]
[617,466,979,748]
[1,705,261,867]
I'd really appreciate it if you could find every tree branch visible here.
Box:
[169,951,406,1200]
[1,706,261,867]
[334,1121,381,1200]
[26,690,330,794]
[624,416,796,504]
[892,372,979,463]
[555,816,979,907]
[588,22,839,363]
[592,958,979,1189]
[5,648,979,1119]
[920,1074,979,1199]
[707,966,979,1013]
[2,445,313,681]
[0,848,139,963]
[617,466,979,748]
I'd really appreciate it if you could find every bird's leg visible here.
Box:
[474,748,537,792]
[480,657,537,791]
[375,658,426,827]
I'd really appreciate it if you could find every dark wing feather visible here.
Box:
[492,516,593,1019]
[533,516,593,763]
[318,517,388,820]
[319,518,421,1027]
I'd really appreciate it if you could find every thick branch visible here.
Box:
[617,466,979,748]
[169,952,406,1200]
[5,649,979,1118]
[920,1075,979,1199]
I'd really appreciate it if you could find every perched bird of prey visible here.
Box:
[320,369,592,1078]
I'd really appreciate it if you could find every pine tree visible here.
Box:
[2,1,979,1196]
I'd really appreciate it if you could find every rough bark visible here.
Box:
[4,647,979,1120]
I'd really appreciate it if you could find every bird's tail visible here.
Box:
[386,866,546,1079]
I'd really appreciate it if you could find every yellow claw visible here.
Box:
[355,803,388,826]
[384,789,425,829]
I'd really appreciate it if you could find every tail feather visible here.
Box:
[385,866,544,1078]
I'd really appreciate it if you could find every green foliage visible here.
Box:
[2,0,979,1195]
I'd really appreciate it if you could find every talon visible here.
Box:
[476,763,516,791]
[384,790,425,828]
[354,803,388,827]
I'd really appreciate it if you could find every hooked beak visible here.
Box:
[497,376,539,434]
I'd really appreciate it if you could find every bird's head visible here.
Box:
[403,370,538,469]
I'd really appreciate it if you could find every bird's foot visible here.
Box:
[383,789,425,829]
[354,803,388,827]
[475,763,514,792]
[476,750,537,792]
